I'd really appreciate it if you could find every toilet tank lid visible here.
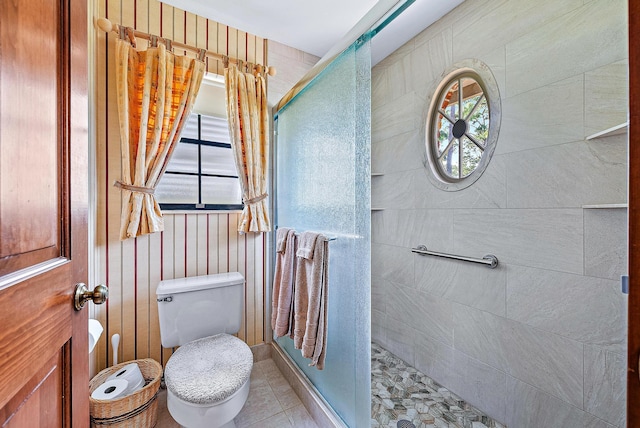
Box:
[156,272,244,296]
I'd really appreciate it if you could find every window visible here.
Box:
[155,113,243,210]
[425,59,501,191]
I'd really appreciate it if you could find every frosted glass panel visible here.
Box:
[201,176,242,204]
[180,114,199,139]
[200,115,231,143]
[155,174,198,203]
[275,39,371,428]
[201,145,237,176]
[166,143,199,173]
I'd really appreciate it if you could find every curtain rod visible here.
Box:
[96,18,277,76]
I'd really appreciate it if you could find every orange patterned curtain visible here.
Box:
[114,37,204,240]
[225,65,272,233]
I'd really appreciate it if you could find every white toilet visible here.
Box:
[156,272,253,428]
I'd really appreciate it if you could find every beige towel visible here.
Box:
[310,238,328,370]
[271,228,297,337]
[293,231,329,370]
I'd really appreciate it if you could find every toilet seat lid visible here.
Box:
[165,333,253,405]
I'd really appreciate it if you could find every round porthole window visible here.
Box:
[425,59,501,191]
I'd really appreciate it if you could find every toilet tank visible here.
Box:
[156,272,244,348]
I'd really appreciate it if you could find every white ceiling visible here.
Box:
[161,0,464,64]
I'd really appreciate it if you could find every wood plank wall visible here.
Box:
[91,0,267,375]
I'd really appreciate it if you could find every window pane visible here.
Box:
[439,139,459,179]
[179,114,199,139]
[166,142,199,173]
[200,115,231,143]
[440,80,459,120]
[467,96,489,146]
[155,174,199,203]
[201,145,238,176]
[461,77,482,117]
[461,136,482,178]
[436,112,453,155]
[201,176,242,205]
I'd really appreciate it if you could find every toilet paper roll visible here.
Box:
[107,362,144,395]
[125,377,145,395]
[88,319,103,354]
[91,379,129,400]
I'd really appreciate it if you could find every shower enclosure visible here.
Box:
[271,1,420,426]
[273,36,372,427]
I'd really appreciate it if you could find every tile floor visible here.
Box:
[156,358,319,428]
[371,342,505,428]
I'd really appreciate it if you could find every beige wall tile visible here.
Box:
[585,60,629,138]
[584,345,626,426]
[453,208,584,274]
[584,207,628,280]
[505,376,616,428]
[455,305,584,407]
[505,0,626,97]
[507,265,626,354]
[498,75,584,155]
[505,140,627,208]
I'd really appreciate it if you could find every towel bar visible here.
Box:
[411,245,498,269]
[275,227,337,241]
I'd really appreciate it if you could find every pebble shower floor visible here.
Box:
[371,342,506,428]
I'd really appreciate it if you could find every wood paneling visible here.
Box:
[1,351,63,428]
[92,0,267,374]
[0,0,60,273]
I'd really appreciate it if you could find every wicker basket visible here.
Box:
[89,359,163,427]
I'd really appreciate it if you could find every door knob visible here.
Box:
[74,283,108,311]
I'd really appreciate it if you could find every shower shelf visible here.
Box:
[372,173,384,176]
[582,203,627,209]
[585,122,627,140]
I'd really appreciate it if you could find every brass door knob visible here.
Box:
[74,283,109,311]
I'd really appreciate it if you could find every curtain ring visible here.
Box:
[237,59,244,72]
[197,48,206,62]
[150,35,158,48]
[118,25,126,40]
[126,27,137,48]
[222,55,229,68]
[165,39,172,52]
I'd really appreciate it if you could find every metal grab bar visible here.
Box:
[411,245,499,269]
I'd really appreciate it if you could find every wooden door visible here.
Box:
[0,0,89,426]
[630,1,640,426]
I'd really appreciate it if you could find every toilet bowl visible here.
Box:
[156,273,251,428]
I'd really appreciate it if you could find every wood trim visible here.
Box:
[0,247,61,278]
[0,351,64,425]
[69,0,90,424]
[628,0,640,425]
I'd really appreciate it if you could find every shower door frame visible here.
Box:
[628,0,640,424]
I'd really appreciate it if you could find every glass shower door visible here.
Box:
[274,36,371,428]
